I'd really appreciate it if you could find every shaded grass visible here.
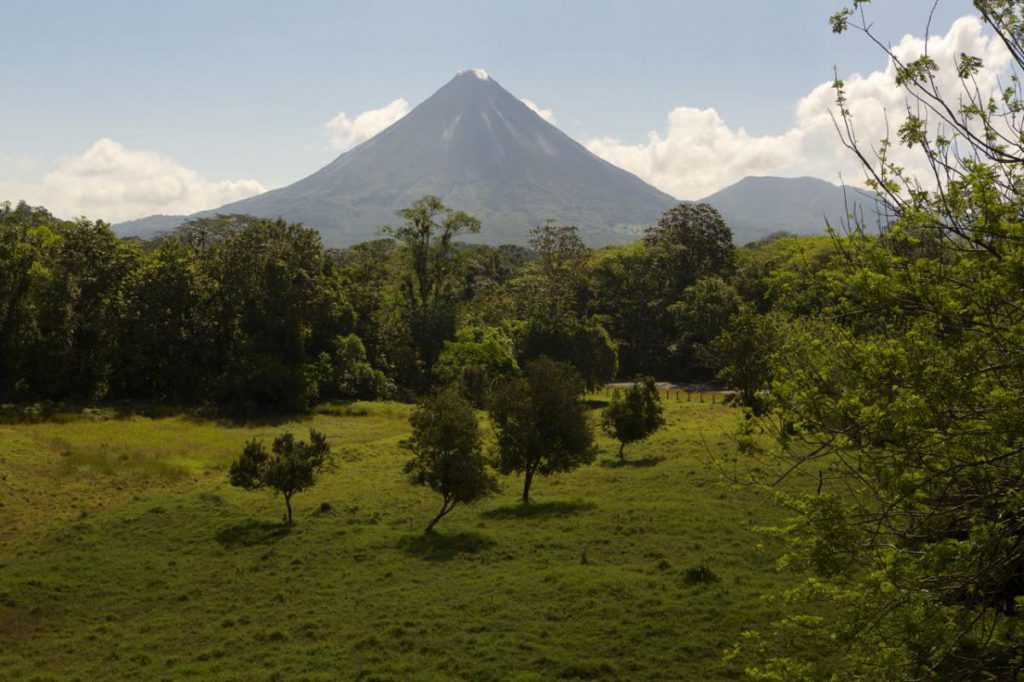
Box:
[482,500,596,520]
[0,396,810,680]
[215,520,293,548]
[598,455,666,468]
[397,531,496,561]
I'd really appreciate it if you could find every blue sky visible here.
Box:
[0,0,984,219]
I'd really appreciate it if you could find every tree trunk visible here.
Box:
[522,464,536,504]
[284,494,293,524]
[426,498,454,534]
[618,441,626,462]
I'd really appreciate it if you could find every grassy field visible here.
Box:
[0,394,802,681]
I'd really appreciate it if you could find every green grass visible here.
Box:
[0,396,801,680]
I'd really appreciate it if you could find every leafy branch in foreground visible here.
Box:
[739,3,1024,679]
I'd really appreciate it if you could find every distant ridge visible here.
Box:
[699,176,883,244]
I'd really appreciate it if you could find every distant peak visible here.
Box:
[456,68,490,81]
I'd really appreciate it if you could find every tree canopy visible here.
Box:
[229,429,333,524]
[404,387,497,532]
[489,357,596,503]
[601,376,665,461]
[735,3,1024,678]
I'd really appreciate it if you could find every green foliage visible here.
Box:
[229,429,332,524]
[519,222,591,323]
[667,276,741,379]
[0,203,139,401]
[517,315,619,390]
[434,325,518,405]
[589,242,661,376]
[201,216,350,416]
[382,195,481,385]
[489,357,596,503]
[732,233,835,315]
[0,193,755,404]
[601,376,665,460]
[404,387,497,532]
[713,304,773,410]
[512,223,620,387]
[738,4,1024,678]
[318,334,393,401]
[590,203,737,380]
[644,203,735,296]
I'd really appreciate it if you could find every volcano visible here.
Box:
[119,70,679,247]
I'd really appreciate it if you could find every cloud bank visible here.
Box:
[326,98,410,151]
[584,16,1010,199]
[2,17,1006,223]
[0,139,266,223]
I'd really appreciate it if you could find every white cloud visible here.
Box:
[0,138,266,222]
[326,98,409,151]
[522,98,557,125]
[458,68,490,81]
[585,16,1010,199]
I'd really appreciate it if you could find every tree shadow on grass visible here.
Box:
[215,520,292,548]
[598,455,665,469]
[397,531,495,561]
[482,500,596,520]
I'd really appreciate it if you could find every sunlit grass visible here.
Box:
[0,394,802,680]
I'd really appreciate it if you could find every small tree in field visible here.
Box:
[404,387,497,532]
[229,429,332,524]
[601,376,665,461]
[489,357,596,503]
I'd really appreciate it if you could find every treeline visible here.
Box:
[0,205,385,414]
[0,195,829,414]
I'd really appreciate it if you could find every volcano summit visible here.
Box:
[119,70,679,246]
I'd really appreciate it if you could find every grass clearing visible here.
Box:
[0,396,802,680]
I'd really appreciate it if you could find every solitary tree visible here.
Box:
[601,376,665,461]
[489,357,596,503]
[228,429,332,524]
[404,387,497,532]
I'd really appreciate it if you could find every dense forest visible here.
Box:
[0,195,800,416]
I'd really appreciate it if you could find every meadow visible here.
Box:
[0,395,803,681]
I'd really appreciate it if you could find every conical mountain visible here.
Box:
[189,70,678,246]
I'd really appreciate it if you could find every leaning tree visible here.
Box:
[404,387,497,532]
